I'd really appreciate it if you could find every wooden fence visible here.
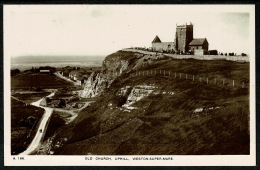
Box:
[129,70,248,89]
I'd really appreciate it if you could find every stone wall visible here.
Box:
[194,49,205,55]
[122,48,250,62]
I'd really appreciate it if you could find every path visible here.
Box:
[19,93,55,155]
[54,71,76,85]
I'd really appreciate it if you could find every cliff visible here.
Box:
[51,50,250,155]
[79,51,158,98]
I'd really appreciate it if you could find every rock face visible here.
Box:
[121,85,156,107]
[79,72,105,98]
[79,52,136,98]
[79,51,160,98]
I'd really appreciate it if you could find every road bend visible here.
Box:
[19,92,55,155]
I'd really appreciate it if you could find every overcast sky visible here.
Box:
[4,5,254,57]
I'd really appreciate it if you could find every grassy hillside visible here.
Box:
[11,98,45,154]
[51,51,250,155]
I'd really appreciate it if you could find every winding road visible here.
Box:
[19,93,55,155]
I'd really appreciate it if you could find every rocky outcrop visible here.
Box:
[79,72,106,98]
[80,52,136,98]
[79,51,166,98]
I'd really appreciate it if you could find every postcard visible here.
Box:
[4,4,256,166]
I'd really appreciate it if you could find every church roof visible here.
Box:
[152,35,162,43]
[189,38,208,46]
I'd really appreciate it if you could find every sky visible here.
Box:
[4,5,254,57]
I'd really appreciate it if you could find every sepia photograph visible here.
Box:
[4,5,255,166]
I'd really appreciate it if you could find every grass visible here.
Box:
[50,51,250,155]
[43,111,67,141]
[11,73,73,90]
[12,92,50,103]
[11,98,45,154]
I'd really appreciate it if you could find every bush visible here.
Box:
[11,69,20,76]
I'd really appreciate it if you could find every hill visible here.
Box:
[11,98,45,154]
[50,51,249,155]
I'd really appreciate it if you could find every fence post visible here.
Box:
[193,75,194,81]
[233,80,235,87]
[240,107,244,131]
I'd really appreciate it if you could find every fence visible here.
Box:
[129,69,248,89]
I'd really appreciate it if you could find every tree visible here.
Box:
[241,53,247,56]
[11,69,20,76]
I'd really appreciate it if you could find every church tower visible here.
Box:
[174,23,193,53]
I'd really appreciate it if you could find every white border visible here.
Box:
[4,5,256,166]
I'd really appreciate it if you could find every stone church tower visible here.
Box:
[174,23,193,53]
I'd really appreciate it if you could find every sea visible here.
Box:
[11,55,106,71]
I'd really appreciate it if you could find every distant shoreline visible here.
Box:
[11,56,105,71]
[11,62,103,71]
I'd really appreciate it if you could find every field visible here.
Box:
[11,73,73,90]
[12,92,51,103]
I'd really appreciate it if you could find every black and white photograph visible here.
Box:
[4,5,255,166]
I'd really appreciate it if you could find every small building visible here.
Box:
[69,70,76,80]
[39,70,50,74]
[189,38,209,51]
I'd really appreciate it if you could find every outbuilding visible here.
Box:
[39,70,50,74]
[189,38,209,51]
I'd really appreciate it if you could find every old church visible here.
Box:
[152,23,209,55]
